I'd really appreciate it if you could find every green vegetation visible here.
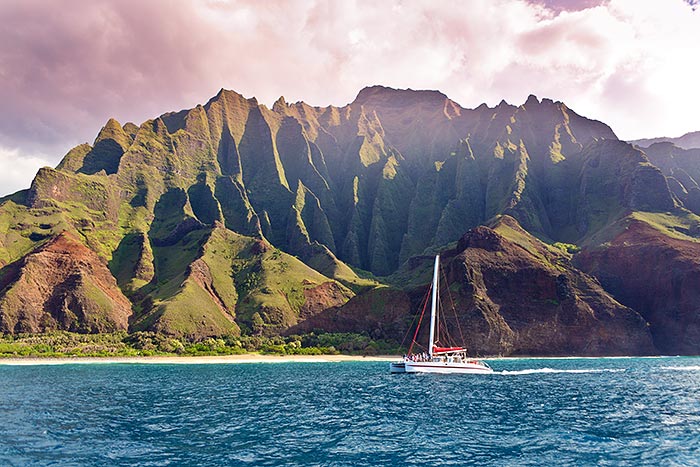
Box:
[0,332,137,358]
[0,331,400,358]
[552,242,580,255]
[301,243,380,293]
[629,211,700,242]
[299,332,400,355]
[489,215,565,262]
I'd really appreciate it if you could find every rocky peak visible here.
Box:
[524,94,540,107]
[496,99,514,109]
[94,117,131,149]
[457,226,505,252]
[520,94,562,113]
[204,88,256,110]
[646,141,677,151]
[272,96,288,113]
[352,85,450,109]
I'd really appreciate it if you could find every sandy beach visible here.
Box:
[0,354,399,365]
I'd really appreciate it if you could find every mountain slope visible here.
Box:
[13,88,630,277]
[640,143,700,216]
[0,232,131,333]
[576,214,700,354]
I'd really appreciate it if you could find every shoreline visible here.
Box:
[0,354,399,366]
[0,354,690,366]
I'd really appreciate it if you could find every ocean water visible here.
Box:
[1,358,699,466]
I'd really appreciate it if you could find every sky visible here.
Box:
[1,0,699,196]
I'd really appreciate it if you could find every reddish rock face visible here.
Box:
[576,220,700,355]
[0,232,132,333]
[288,287,412,342]
[439,224,654,356]
[298,281,353,321]
[187,258,233,318]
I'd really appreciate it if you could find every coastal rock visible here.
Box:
[441,220,654,356]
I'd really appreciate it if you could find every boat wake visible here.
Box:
[660,365,700,371]
[496,368,626,376]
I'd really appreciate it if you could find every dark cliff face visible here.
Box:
[576,219,700,355]
[641,143,700,216]
[11,86,670,278]
[444,222,653,356]
[0,85,697,353]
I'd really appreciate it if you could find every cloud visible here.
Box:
[0,146,50,196]
[0,0,699,195]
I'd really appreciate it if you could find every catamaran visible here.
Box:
[390,255,493,374]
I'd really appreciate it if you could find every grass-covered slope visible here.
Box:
[126,224,353,339]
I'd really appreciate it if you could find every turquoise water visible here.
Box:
[1,358,699,466]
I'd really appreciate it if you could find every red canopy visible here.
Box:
[432,345,466,354]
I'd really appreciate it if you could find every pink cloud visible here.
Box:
[0,0,699,195]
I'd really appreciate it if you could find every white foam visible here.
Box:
[660,365,700,371]
[497,368,626,375]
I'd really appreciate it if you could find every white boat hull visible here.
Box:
[404,360,493,374]
[389,362,406,373]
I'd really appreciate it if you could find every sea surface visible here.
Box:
[1,357,699,466]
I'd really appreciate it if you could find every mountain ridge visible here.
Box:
[630,130,700,150]
[2,85,700,354]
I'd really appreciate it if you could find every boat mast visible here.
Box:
[428,255,439,359]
